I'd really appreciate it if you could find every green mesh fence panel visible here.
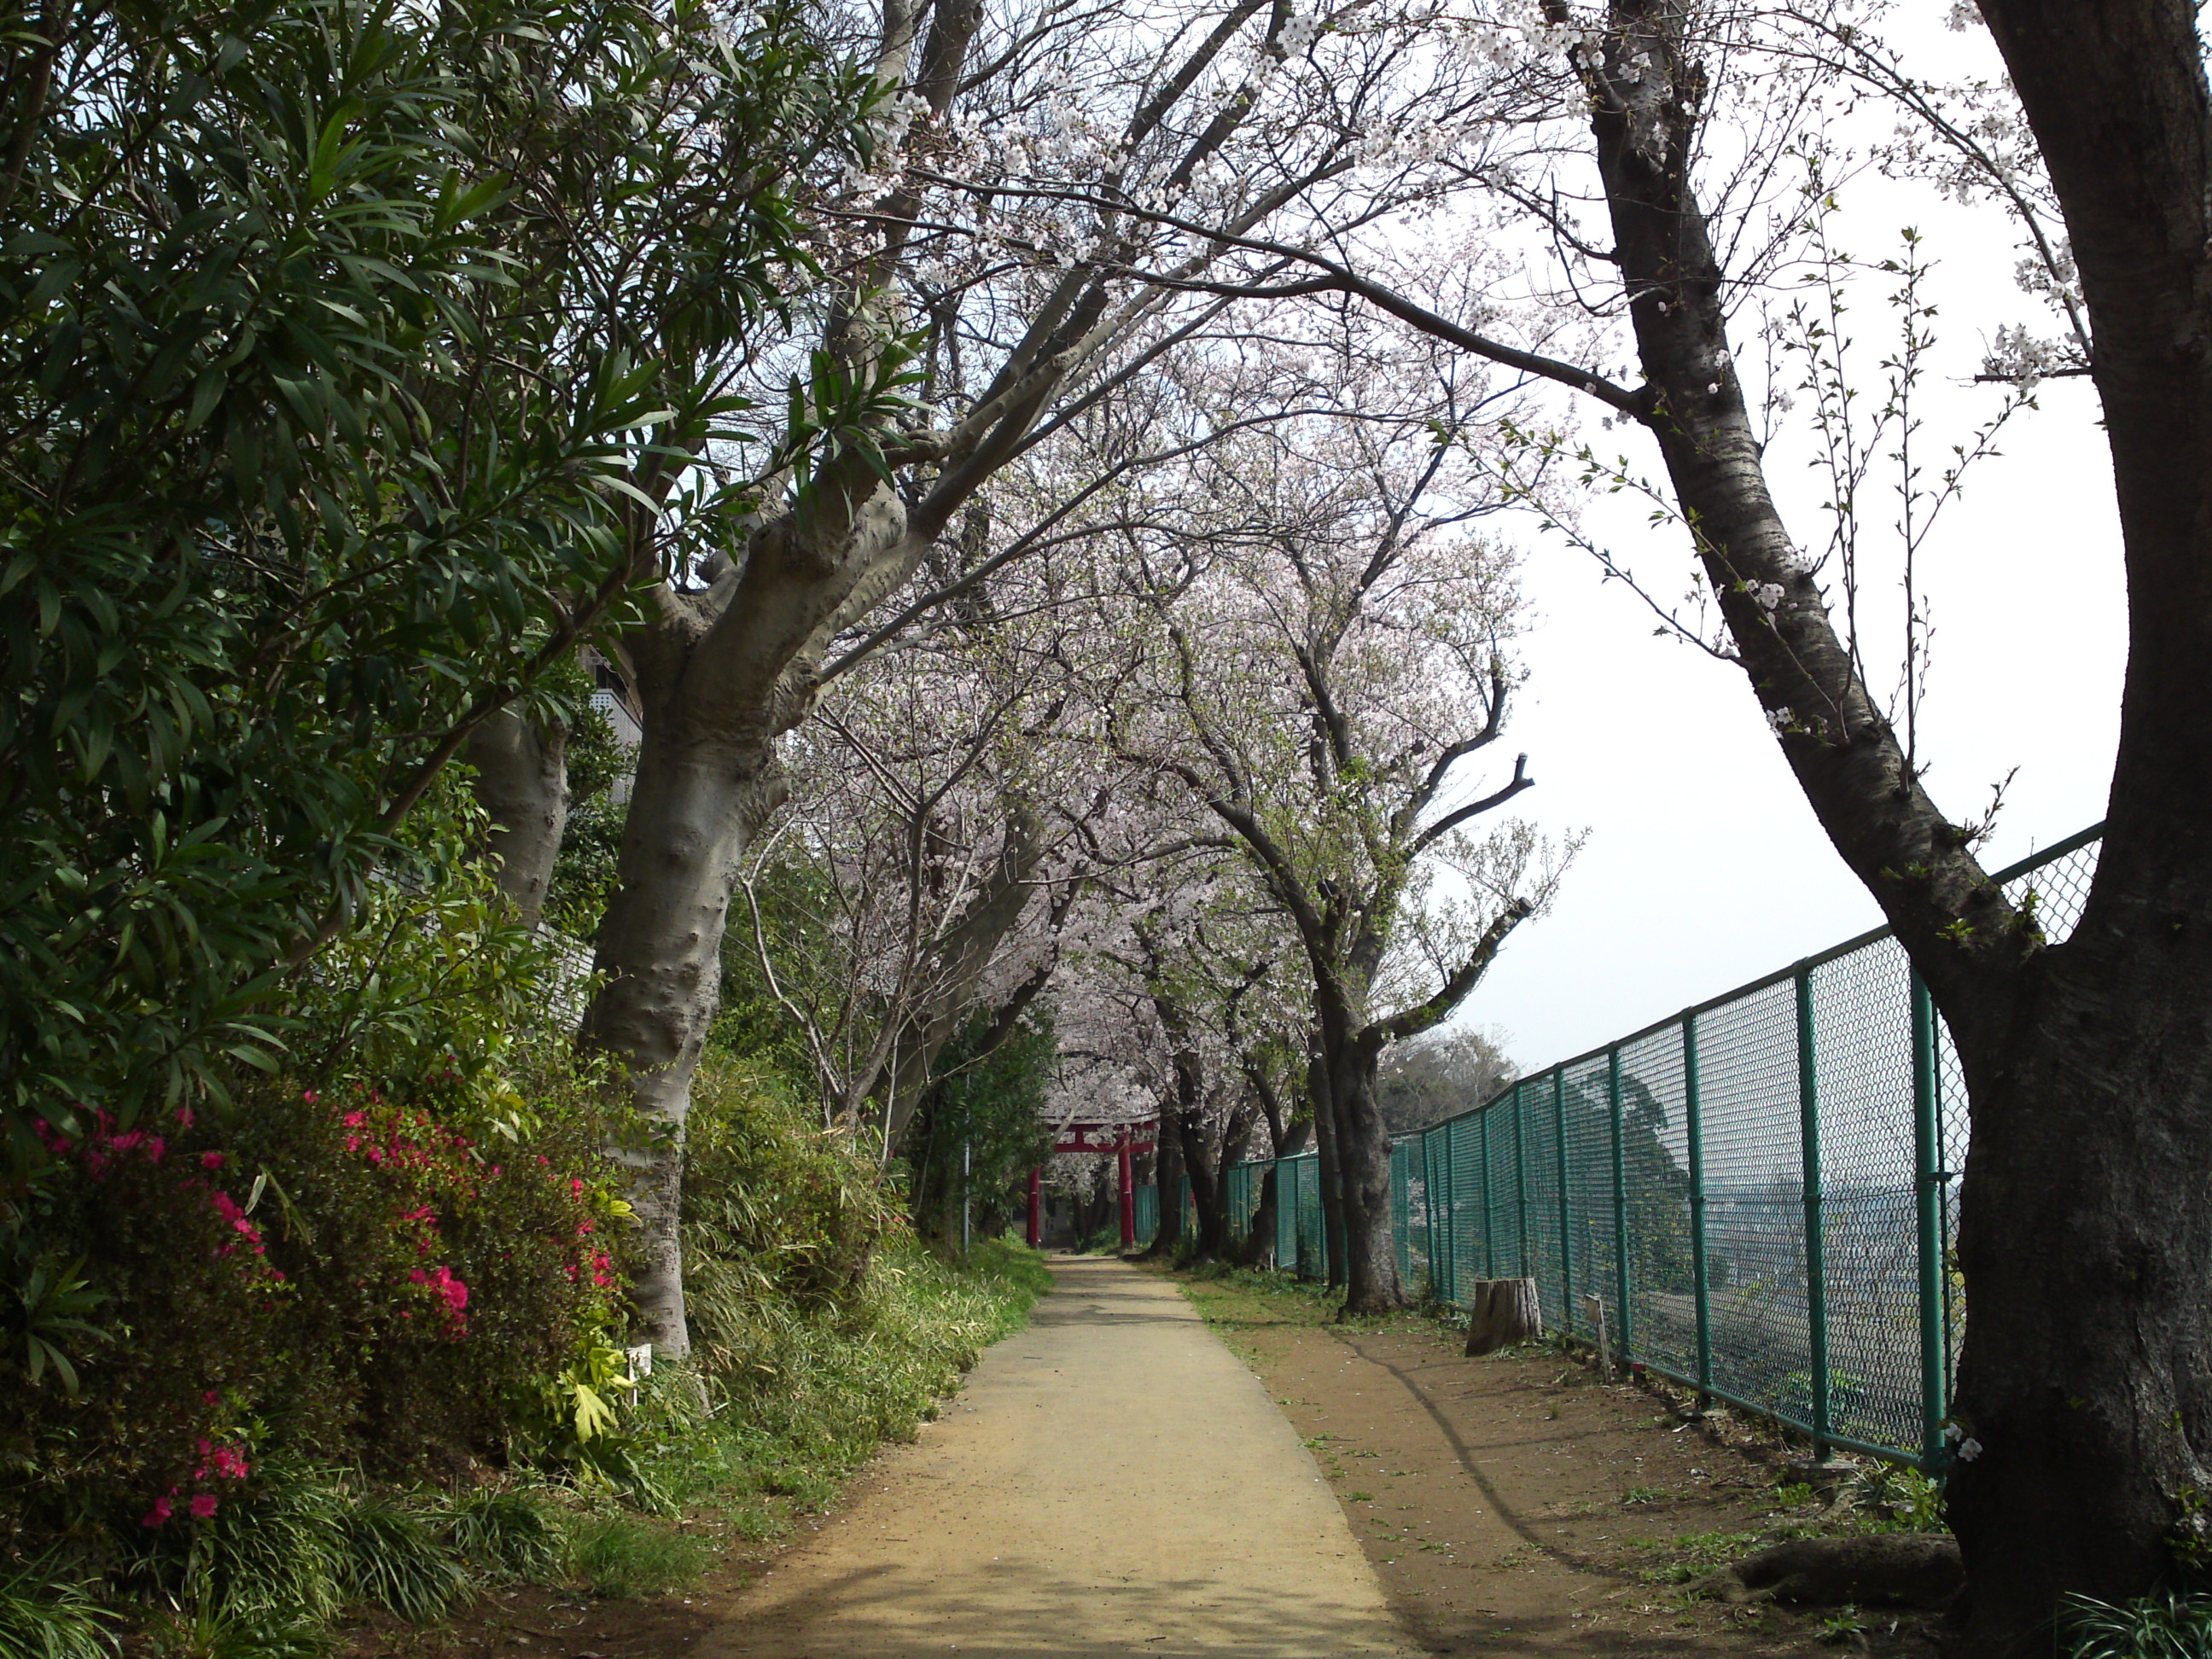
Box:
[1193,826,2099,1470]
[1134,1183,1157,1248]
[1563,1053,1616,1347]
[1224,1164,1244,1244]
[1807,938,1921,1455]
[1525,1074,1565,1332]
[1286,1152,1325,1281]
[1392,1139,1420,1290]
[1619,1024,1699,1384]
[1487,1090,1519,1278]
[1433,1141,1451,1309]
[1691,976,1807,1430]
[1422,824,2101,1468]
[1450,1114,1484,1298]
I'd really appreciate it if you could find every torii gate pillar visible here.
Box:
[1027,1167,1043,1249]
[1118,1144,1136,1251]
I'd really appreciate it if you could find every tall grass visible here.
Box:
[0,1559,114,1659]
[2064,1591,2212,1659]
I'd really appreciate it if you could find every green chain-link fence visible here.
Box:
[1211,824,2103,1469]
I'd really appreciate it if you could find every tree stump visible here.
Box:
[1464,1277,1543,1355]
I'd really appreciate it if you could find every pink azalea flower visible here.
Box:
[190,1493,218,1521]
[141,1496,172,1528]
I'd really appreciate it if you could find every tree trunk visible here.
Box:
[465,708,568,929]
[874,799,1047,1145]
[1939,7,2212,1635]
[1942,930,2212,1648]
[1177,1104,1227,1262]
[1309,1051,1348,1290]
[1237,1162,1279,1269]
[1464,1278,1542,1356]
[1550,3,2212,1646]
[579,718,785,1358]
[1142,1132,1184,1259]
[1328,1041,1404,1314]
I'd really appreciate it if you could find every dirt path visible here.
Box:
[701,1256,1415,1657]
[1180,1271,1941,1659]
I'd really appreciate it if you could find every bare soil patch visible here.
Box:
[1174,1268,1947,1659]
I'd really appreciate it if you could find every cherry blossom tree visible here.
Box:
[570,0,1547,1355]
[1069,323,1572,1311]
[1139,0,2212,1635]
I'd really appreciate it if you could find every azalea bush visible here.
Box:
[0,789,634,1563]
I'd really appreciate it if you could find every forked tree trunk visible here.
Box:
[1177,1108,1227,1262]
[579,724,785,1357]
[466,709,569,929]
[1555,4,2212,1645]
[1141,1132,1185,1259]
[875,800,1047,1148]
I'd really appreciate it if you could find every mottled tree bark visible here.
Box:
[465,709,568,929]
[582,463,914,1358]
[1307,1043,1351,1294]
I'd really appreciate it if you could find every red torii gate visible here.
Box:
[1028,1118,1157,1250]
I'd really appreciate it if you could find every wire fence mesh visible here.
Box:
[1212,824,2102,1469]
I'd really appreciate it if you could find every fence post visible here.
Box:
[1609,1046,1632,1366]
[1912,971,1947,1464]
[1479,1107,1494,1280]
[1684,1013,1714,1406]
[1393,1142,1412,1284]
[1796,965,1832,1461]
[1438,1131,1456,1307]
[1553,1066,1573,1335]
[1513,1084,1530,1276]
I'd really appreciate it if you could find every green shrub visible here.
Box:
[180,1462,348,1621]
[1,798,635,1540]
[142,1607,332,1659]
[683,1057,888,1318]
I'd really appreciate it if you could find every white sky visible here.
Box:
[1440,54,2127,1073]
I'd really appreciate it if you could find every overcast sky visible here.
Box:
[1438,31,2125,1074]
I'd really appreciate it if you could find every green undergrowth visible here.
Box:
[2062,1590,2212,1659]
[0,1139,1048,1655]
